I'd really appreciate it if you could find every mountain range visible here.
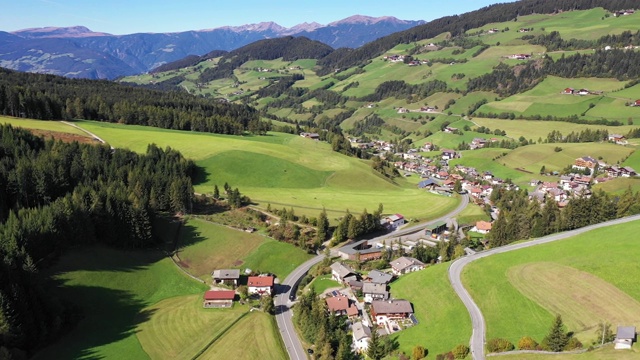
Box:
[0,16,424,80]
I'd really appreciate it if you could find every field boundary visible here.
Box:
[191,311,250,360]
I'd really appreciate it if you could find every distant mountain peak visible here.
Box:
[11,26,111,38]
[328,15,415,26]
[216,21,286,33]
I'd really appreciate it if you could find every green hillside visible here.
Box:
[462,220,640,345]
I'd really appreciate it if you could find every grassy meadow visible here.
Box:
[391,264,472,356]
[33,246,208,360]
[462,220,640,345]
[62,120,459,220]
[177,218,312,281]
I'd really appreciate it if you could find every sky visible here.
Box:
[1,0,514,35]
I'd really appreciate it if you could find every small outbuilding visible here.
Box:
[212,269,240,287]
[615,326,636,350]
[203,290,235,308]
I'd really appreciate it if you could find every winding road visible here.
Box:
[449,214,640,360]
[275,194,469,359]
[275,254,325,360]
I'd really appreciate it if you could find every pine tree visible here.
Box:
[543,315,568,352]
[316,208,329,243]
[367,327,383,360]
[213,185,220,199]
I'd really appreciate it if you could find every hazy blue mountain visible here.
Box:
[0,16,424,79]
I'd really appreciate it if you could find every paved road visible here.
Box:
[449,214,640,360]
[368,193,469,245]
[274,194,469,359]
[275,254,325,360]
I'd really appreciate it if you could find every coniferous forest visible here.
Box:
[0,124,196,356]
[0,68,266,135]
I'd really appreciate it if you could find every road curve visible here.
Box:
[369,193,469,244]
[449,214,640,360]
[275,254,325,360]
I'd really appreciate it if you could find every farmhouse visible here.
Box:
[631,100,640,107]
[330,262,358,284]
[472,220,493,234]
[203,290,235,308]
[390,256,425,275]
[608,134,627,145]
[615,326,636,350]
[247,275,274,296]
[211,269,240,287]
[363,282,389,303]
[337,240,384,261]
[300,132,320,140]
[380,214,405,229]
[352,322,371,353]
[370,299,413,325]
[326,294,358,316]
[397,107,409,114]
[573,156,598,171]
[418,178,438,189]
[562,88,574,95]
[365,270,393,285]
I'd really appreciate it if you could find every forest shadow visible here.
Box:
[192,164,211,187]
[174,222,207,250]
[35,247,165,359]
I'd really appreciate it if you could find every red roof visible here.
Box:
[248,276,274,287]
[476,221,492,231]
[204,290,235,301]
[326,295,350,312]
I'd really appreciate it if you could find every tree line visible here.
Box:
[0,125,196,357]
[0,68,263,135]
[488,187,640,247]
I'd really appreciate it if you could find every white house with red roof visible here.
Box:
[247,275,274,296]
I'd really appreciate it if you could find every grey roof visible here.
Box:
[367,270,393,284]
[391,256,425,272]
[371,299,413,315]
[363,282,388,296]
[212,269,240,279]
[330,262,357,279]
[338,240,383,256]
[616,326,636,340]
[352,322,371,341]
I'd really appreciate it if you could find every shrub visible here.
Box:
[487,338,515,353]
[452,344,470,359]
[565,337,583,351]
[518,336,538,350]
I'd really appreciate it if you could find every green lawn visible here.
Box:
[457,203,490,225]
[33,246,207,360]
[311,274,342,294]
[391,264,471,356]
[177,218,312,280]
[462,220,640,345]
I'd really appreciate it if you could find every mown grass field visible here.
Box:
[136,295,247,360]
[500,142,634,174]
[177,218,312,281]
[33,246,208,360]
[496,344,640,360]
[68,120,459,220]
[0,116,88,135]
[198,311,286,360]
[593,178,640,195]
[391,264,471,356]
[472,118,639,141]
[462,220,640,345]
[477,76,636,122]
